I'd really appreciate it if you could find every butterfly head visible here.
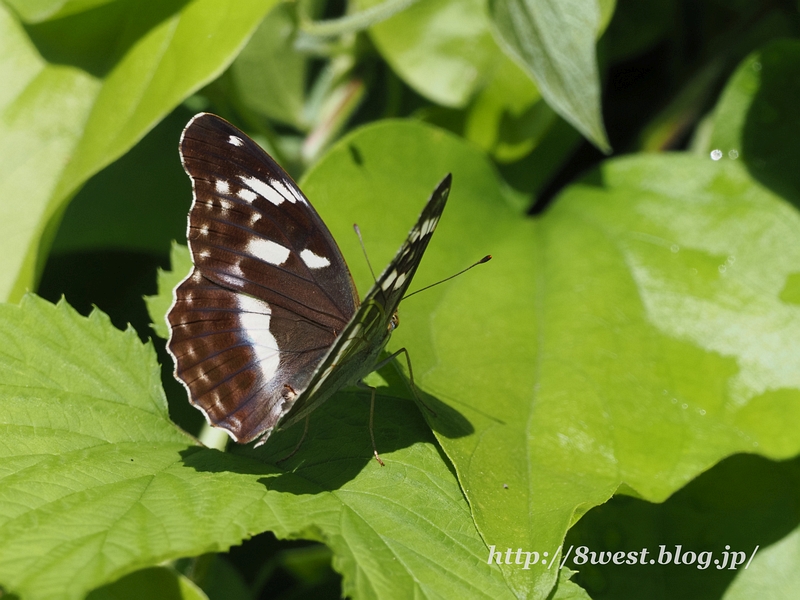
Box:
[389,311,399,333]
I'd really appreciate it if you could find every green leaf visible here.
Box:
[724,527,800,599]
[230,2,308,130]
[488,0,610,151]
[0,0,276,302]
[4,0,117,23]
[0,295,514,599]
[291,120,800,598]
[86,567,209,600]
[358,0,500,107]
[551,568,591,600]
[463,55,555,163]
[300,0,422,37]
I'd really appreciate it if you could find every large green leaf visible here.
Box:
[488,0,610,151]
[0,294,515,599]
[0,0,276,302]
[302,121,800,596]
[3,0,118,23]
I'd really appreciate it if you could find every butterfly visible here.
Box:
[166,113,450,464]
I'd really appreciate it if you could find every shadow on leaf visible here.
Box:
[181,386,471,494]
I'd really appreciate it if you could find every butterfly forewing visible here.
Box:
[367,174,451,315]
[277,175,452,427]
[168,113,358,443]
[179,113,358,327]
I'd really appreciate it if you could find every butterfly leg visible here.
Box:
[275,415,310,465]
[374,347,437,417]
[356,381,385,466]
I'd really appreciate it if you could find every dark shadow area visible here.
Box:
[373,357,476,440]
[37,249,165,340]
[249,389,456,492]
[521,0,792,215]
[528,40,676,215]
[50,106,194,257]
[565,453,800,599]
[24,0,192,78]
[86,567,184,600]
[165,532,342,599]
[178,380,471,494]
[220,532,341,600]
[741,40,800,210]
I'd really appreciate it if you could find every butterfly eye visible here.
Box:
[389,311,400,333]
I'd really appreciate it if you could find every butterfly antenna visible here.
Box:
[353,224,378,283]
[403,255,492,300]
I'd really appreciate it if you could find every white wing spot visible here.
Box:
[394,271,408,289]
[300,248,331,269]
[219,199,232,212]
[276,178,306,204]
[199,224,210,236]
[236,293,280,383]
[247,238,290,266]
[420,217,439,236]
[215,179,230,194]
[192,271,203,282]
[240,175,288,206]
[238,188,258,203]
[198,249,210,259]
[250,213,261,225]
[230,260,244,278]
[381,269,398,291]
[228,135,244,147]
